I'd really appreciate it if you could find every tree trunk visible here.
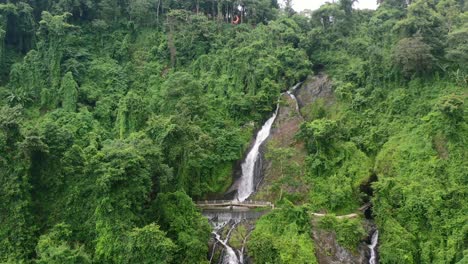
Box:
[217,0,223,22]
[167,16,177,68]
[156,0,161,24]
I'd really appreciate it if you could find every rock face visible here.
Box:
[254,75,334,202]
[252,85,307,202]
[295,74,334,108]
[259,75,375,264]
[224,75,375,264]
[312,227,370,264]
[311,220,377,264]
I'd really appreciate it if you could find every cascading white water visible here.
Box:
[236,83,302,202]
[290,82,302,92]
[236,106,279,202]
[287,91,300,111]
[368,230,379,264]
[210,221,242,264]
[207,83,303,264]
[212,231,239,264]
[287,82,302,112]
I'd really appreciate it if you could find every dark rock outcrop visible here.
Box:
[295,74,334,108]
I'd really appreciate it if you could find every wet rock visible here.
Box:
[295,74,334,108]
[311,220,377,264]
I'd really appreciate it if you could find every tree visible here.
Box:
[51,0,97,20]
[36,223,91,264]
[445,13,468,69]
[159,71,206,119]
[436,0,462,33]
[37,12,76,108]
[298,119,339,154]
[0,3,17,78]
[93,140,151,263]
[283,0,295,16]
[128,0,158,26]
[248,206,317,264]
[116,91,150,139]
[339,0,356,16]
[126,224,176,264]
[60,72,78,112]
[0,106,37,262]
[393,0,445,54]
[153,191,211,263]
[392,36,435,78]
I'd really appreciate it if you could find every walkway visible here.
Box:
[196,200,274,210]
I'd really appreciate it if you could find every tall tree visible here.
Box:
[0,106,38,262]
[93,140,151,262]
[37,12,76,108]
[60,72,78,112]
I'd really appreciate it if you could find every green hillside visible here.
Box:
[0,0,466,263]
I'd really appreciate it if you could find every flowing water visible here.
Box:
[205,109,280,263]
[212,227,239,264]
[236,83,301,202]
[206,84,302,264]
[204,209,268,264]
[287,92,300,112]
[368,230,379,264]
[236,105,279,202]
[287,82,302,112]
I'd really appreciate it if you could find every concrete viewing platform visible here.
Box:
[196,200,274,210]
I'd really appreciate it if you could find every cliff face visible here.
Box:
[311,219,378,264]
[295,74,335,109]
[257,75,373,264]
[253,75,333,202]
[312,227,370,264]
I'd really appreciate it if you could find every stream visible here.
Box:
[368,230,379,264]
[236,105,279,202]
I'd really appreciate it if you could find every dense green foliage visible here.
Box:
[293,0,467,262]
[0,0,306,262]
[248,203,317,264]
[0,0,466,263]
[318,215,366,251]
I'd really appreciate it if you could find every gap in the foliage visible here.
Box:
[360,173,378,220]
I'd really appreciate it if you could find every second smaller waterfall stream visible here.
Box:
[287,82,302,112]
[368,230,379,264]
[212,223,239,264]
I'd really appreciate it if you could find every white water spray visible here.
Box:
[211,222,241,264]
[287,82,302,112]
[236,83,302,202]
[287,91,300,112]
[212,232,239,264]
[368,230,379,264]
[236,105,279,202]
[207,83,303,264]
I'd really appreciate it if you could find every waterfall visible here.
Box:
[238,228,252,264]
[287,82,302,112]
[210,221,242,264]
[205,209,267,264]
[287,91,300,112]
[212,231,239,264]
[368,230,379,264]
[236,83,302,202]
[290,82,302,92]
[236,105,279,202]
[206,83,303,264]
